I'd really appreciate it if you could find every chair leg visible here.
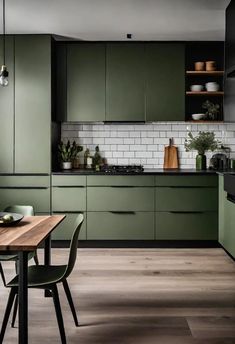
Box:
[33,251,39,265]
[51,285,67,344]
[62,279,79,327]
[11,294,18,328]
[0,288,17,343]
[0,263,6,287]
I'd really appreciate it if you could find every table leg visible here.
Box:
[44,235,52,297]
[18,251,28,344]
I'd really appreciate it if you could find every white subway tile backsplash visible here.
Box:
[62,122,235,169]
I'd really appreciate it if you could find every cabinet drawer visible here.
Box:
[87,187,154,211]
[155,175,218,187]
[0,188,50,213]
[52,175,86,187]
[0,175,50,187]
[155,212,218,240]
[52,187,86,212]
[87,175,154,186]
[155,187,218,211]
[87,211,154,240]
[52,213,86,240]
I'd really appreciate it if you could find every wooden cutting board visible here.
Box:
[163,138,179,169]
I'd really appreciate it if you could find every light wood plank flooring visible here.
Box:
[1,248,235,343]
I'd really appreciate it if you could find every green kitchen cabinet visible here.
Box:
[156,212,218,240]
[87,211,154,240]
[106,43,145,121]
[155,175,218,187]
[219,174,235,258]
[52,213,86,240]
[0,36,14,173]
[52,187,86,212]
[0,175,50,213]
[87,175,154,187]
[155,187,218,212]
[145,43,185,121]
[218,175,225,245]
[67,43,106,122]
[87,187,154,212]
[14,35,51,173]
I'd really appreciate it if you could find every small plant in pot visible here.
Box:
[58,140,83,170]
[202,100,220,120]
[185,131,219,170]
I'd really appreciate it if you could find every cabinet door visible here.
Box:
[218,175,225,245]
[106,43,145,121]
[146,43,185,121]
[67,44,105,122]
[14,35,51,173]
[0,36,14,173]
[223,198,235,258]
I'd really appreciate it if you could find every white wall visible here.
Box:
[61,122,235,169]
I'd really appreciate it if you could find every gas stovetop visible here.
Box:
[101,165,144,174]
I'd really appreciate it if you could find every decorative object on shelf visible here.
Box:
[194,61,205,71]
[202,100,220,120]
[190,84,203,92]
[58,140,83,170]
[205,82,219,92]
[0,0,9,87]
[206,61,216,71]
[185,131,219,170]
[84,148,90,169]
[191,114,205,121]
[163,138,179,169]
[93,146,102,171]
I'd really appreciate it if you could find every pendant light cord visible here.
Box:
[2,0,5,65]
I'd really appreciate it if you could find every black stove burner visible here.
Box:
[101,165,144,174]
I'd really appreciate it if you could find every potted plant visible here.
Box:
[58,140,83,170]
[202,100,220,120]
[185,131,219,170]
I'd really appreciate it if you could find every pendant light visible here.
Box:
[0,0,8,87]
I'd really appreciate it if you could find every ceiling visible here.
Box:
[3,0,231,41]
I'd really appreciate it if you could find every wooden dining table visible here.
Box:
[0,215,65,344]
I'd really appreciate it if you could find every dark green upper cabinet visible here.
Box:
[0,36,14,173]
[145,43,185,121]
[106,43,145,121]
[14,35,51,174]
[67,43,106,122]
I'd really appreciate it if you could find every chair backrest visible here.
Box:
[4,205,34,216]
[62,214,84,280]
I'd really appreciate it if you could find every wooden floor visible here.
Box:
[1,248,235,343]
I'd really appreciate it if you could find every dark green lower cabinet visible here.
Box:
[87,212,154,240]
[156,212,218,240]
[52,213,86,240]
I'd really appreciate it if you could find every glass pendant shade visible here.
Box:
[0,65,9,86]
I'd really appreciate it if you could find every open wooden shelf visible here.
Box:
[186,91,224,96]
[186,71,224,76]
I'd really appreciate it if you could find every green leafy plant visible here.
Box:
[58,140,83,162]
[185,131,219,155]
[202,100,220,120]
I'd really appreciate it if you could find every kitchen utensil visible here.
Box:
[192,113,205,120]
[190,85,203,92]
[195,62,205,71]
[210,153,229,170]
[206,61,216,71]
[0,212,24,227]
[205,82,219,92]
[163,138,179,169]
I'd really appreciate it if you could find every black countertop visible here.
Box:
[52,168,226,176]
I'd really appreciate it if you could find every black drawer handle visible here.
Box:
[0,186,48,190]
[53,186,85,188]
[109,211,136,215]
[169,211,204,214]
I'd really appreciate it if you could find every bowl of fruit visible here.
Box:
[0,212,24,226]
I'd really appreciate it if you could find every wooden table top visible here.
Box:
[0,215,65,251]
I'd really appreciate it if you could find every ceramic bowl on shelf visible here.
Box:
[191,114,205,121]
[205,82,219,92]
[190,84,203,92]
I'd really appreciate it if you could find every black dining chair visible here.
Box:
[0,213,84,344]
[0,205,39,327]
